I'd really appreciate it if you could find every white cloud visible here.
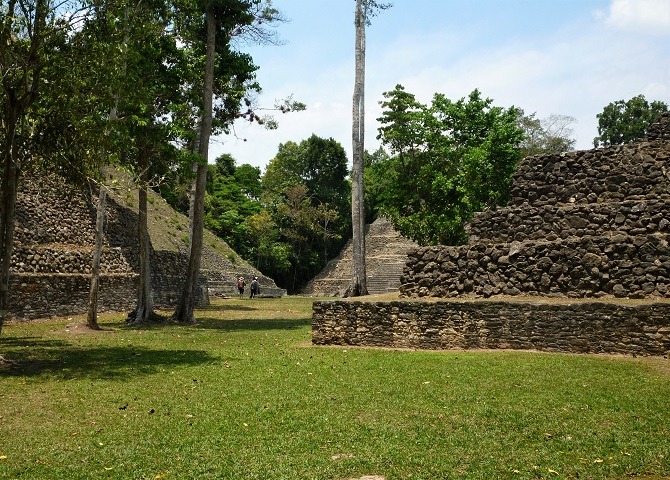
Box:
[596,0,670,35]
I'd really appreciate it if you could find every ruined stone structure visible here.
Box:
[313,112,670,356]
[302,217,418,296]
[9,172,284,320]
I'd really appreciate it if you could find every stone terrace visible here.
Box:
[312,112,670,356]
[9,172,282,320]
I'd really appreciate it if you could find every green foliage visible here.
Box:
[204,158,262,254]
[260,135,351,291]
[372,85,524,245]
[594,95,668,147]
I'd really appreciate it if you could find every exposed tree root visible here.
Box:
[0,355,16,366]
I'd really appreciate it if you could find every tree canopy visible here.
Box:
[593,95,668,147]
[371,84,524,246]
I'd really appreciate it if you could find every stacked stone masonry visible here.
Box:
[401,112,670,300]
[312,300,670,356]
[8,172,277,320]
[313,112,670,355]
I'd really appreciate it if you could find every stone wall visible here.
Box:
[468,198,670,244]
[313,113,670,356]
[507,141,670,208]
[9,274,137,320]
[400,234,670,299]
[7,173,230,320]
[312,299,670,356]
[400,114,670,302]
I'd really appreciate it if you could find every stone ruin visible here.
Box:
[302,217,418,296]
[8,171,284,320]
[312,112,670,356]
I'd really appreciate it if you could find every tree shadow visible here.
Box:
[196,303,258,312]
[0,338,218,380]
[189,317,310,332]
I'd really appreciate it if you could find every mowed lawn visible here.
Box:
[0,296,668,480]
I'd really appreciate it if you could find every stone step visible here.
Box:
[508,141,670,207]
[302,217,419,296]
[468,197,670,244]
[400,233,670,299]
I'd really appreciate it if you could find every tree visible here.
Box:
[0,0,92,333]
[172,0,284,323]
[346,0,390,298]
[517,111,576,157]
[375,85,524,246]
[72,0,190,326]
[593,95,668,147]
[204,155,262,254]
[260,134,350,292]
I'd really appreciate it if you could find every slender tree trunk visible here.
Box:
[134,170,154,322]
[188,119,202,254]
[346,0,368,297]
[172,7,215,323]
[128,150,154,324]
[0,156,18,332]
[87,185,106,330]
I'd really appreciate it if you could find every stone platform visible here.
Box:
[312,113,670,356]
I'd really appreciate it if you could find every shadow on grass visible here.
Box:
[196,303,257,312]
[191,317,310,332]
[0,338,217,380]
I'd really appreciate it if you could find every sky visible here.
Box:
[211,0,670,172]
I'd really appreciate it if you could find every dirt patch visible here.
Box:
[59,322,116,335]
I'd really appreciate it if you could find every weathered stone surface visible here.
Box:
[8,172,279,320]
[313,112,670,356]
[302,217,418,296]
[312,299,670,356]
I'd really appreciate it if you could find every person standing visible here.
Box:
[250,277,259,298]
[236,276,246,297]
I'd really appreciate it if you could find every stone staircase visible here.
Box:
[302,217,418,296]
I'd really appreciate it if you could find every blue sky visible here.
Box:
[212,0,670,171]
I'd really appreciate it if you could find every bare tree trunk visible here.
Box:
[87,185,106,330]
[134,175,154,322]
[187,120,202,254]
[346,0,368,297]
[128,152,155,324]
[0,158,18,332]
[172,7,215,323]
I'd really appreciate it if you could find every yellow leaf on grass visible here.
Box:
[155,474,168,479]
[0,455,7,461]
[548,468,559,475]
[594,459,604,463]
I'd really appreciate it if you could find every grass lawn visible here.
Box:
[0,296,668,480]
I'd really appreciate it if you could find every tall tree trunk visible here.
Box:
[128,151,154,324]
[172,7,215,323]
[87,184,106,330]
[0,156,18,332]
[0,0,49,333]
[134,171,154,322]
[346,0,368,297]
[188,119,202,254]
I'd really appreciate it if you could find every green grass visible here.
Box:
[0,296,668,480]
